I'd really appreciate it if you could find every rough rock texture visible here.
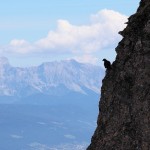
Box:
[87,0,150,150]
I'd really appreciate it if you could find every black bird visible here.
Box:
[102,59,112,70]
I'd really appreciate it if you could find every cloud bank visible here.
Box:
[1,9,127,64]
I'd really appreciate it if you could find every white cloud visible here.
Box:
[5,39,35,54]
[91,9,127,24]
[73,55,98,64]
[10,134,23,139]
[2,9,127,64]
[64,134,76,139]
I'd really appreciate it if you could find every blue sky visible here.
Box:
[0,0,140,67]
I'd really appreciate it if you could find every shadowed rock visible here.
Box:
[87,0,150,149]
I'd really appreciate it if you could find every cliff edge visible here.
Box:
[87,0,150,149]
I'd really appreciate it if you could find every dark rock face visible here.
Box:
[87,0,150,149]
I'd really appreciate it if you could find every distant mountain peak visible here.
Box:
[0,57,104,98]
[0,57,9,65]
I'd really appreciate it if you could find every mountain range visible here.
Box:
[0,57,105,149]
[0,57,104,103]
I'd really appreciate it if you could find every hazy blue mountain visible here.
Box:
[0,103,98,150]
[0,57,104,103]
[0,57,104,150]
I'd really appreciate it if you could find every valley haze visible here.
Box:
[0,56,104,150]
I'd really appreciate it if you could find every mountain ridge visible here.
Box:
[0,57,104,101]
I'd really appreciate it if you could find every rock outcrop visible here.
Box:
[87,0,150,149]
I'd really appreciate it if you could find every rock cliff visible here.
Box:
[87,0,150,149]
